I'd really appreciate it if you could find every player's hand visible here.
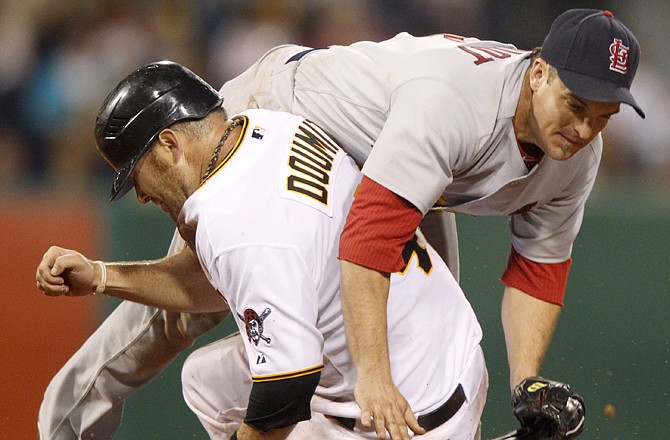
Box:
[354,376,425,440]
[512,377,585,439]
[36,246,101,297]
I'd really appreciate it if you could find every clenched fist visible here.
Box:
[36,246,104,297]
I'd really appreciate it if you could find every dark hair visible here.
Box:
[529,46,558,83]
[530,47,542,62]
[170,107,228,141]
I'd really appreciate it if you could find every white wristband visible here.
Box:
[94,261,107,295]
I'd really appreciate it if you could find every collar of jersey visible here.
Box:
[197,115,249,189]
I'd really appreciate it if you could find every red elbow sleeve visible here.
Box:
[501,247,572,306]
[339,176,423,273]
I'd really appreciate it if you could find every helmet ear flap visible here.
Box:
[95,61,222,202]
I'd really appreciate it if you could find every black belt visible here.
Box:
[285,47,328,64]
[332,384,466,432]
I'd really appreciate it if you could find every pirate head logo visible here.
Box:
[239,307,272,346]
[609,38,629,74]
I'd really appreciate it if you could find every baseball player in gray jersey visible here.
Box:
[37,8,642,440]
[37,62,486,440]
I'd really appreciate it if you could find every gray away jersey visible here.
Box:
[222,32,602,264]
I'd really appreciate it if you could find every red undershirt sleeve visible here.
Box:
[339,176,423,273]
[501,246,572,306]
[339,176,572,304]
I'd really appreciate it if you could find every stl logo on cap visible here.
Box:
[609,38,630,74]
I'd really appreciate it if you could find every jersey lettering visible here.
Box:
[287,174,327,204]
[438,34,526,65]
[458,45,526,65]
[282,119,345,216]
[442,33,467,42]
[287,120,340,205]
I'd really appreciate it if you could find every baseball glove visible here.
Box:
[511,377,585,439]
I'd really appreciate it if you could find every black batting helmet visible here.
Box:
[95,61,223,202]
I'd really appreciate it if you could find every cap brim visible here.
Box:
[556,68,645,118]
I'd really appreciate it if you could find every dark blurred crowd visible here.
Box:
[1,0,668,194]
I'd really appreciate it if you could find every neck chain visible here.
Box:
[202,117,243,181]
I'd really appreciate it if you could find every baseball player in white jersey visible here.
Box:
[36,62,486,440]
[37,9,642,440]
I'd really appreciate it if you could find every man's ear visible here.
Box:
[156,129,183,164]
[529,58,547,92]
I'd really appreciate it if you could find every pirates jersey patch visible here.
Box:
[240,308,272,346]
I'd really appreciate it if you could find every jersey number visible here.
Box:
[400,235,432,275]
[442,33,526,65]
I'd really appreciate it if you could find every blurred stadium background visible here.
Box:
[1,0,668,438]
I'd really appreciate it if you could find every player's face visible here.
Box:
[132,147,185,222]
[530,63,620,161]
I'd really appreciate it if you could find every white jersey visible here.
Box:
[220,32,602,264]
[179,109,482,416]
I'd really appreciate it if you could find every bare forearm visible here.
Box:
[104,248,227,313]
[501,286,561,391]
[340,260,423,439]
[340,260,392,378]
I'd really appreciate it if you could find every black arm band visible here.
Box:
[244,371,321,432]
